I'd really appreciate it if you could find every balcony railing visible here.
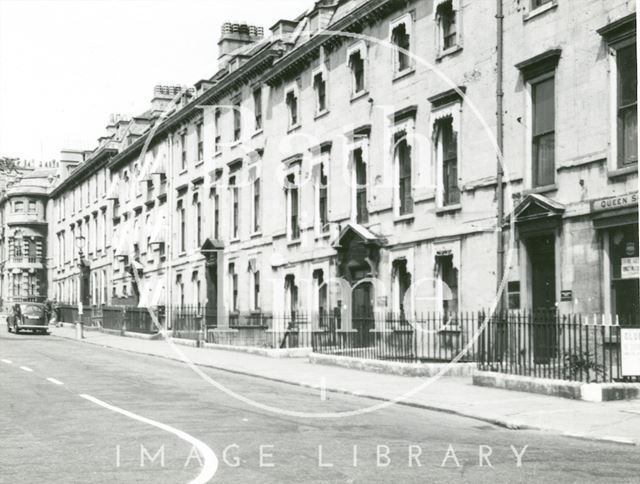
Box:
[8,256,43,264]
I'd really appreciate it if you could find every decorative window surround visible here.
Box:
[311,143,331,236]
[390,12,414,76]
[284,161,302,242]
[390,247,415,317]
[311,65,329,116]
[390,113,416,218]
[284,81,301,131]
[432,238,462,313]
[523,0,557,22]
[598,14,637,173]
[429,88,464,209]
[349,134,370,225]
[516,49,561,190]
[347,40,368,98]
[434,0,462,59]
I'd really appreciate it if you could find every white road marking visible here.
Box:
[1,359,12,364]
[79,394,218,484]
[20,366,33,372]
[46,377,64,385]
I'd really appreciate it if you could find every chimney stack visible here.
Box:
[218,22,264,69]
[151,85,183,116]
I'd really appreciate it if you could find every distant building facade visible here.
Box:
[0,167,56,306]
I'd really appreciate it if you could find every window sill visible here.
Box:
[287,239,301,247]
[314,109,330,121]
[525,183,557,195]
[287,124,301,134]
[230,140,241,148]
[608,164,637,179]
[436,44,462,61]
[194,160,204,168]
[523,1,558,22]
[252,129,264,139]
[229,238,240,244]
[393,213,415,224]
[315,232,331,241]
[392,68,415,83]
[250,231,262,239]
[350,90,369,103]
[178,169,188,176]
[214,151,222,158]
[436,204,462,215]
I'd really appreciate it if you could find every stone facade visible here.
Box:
[0,166,56,306]
[6,0,636,327]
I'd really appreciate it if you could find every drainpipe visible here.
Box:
[165,132,173,335]
[496,0,505,312]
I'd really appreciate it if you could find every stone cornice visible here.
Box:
[49,146,117,198]
[107,44,283,172]
[263,0,407,86]
[597,13,636,45]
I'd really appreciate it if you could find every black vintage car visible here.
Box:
[7,303,49,334]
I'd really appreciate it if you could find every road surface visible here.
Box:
[1,326,639,483]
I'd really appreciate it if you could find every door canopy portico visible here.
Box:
[332,223,384,282]
[506,193,565,235]
[200,238,225,268]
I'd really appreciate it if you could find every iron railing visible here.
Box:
[312,312,480,363]
[49,304,640,383]
[56,304,158,334]
[477,311,640,383]
[171,305,216,340]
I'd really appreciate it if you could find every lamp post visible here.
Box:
[75,235,86,339]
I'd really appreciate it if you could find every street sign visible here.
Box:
[560,290,572,302]
[78,302,83,315]
[621,328,640,377]
[621,257,639,279]
[590,193,638,212]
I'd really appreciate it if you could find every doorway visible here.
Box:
[609,224,639,324]
[527,234,557,363]
[352,281,374,347]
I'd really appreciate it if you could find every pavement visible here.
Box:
[48,325,640,446]
[3,325,640,483]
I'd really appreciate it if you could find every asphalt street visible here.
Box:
[1,326,639,483]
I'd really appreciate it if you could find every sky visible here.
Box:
[0,0,304,162]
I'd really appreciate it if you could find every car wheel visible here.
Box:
[7,324,12,333]
[14,327,20,334]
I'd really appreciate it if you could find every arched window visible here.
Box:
[391,22,411,72]
[395,137,413,215]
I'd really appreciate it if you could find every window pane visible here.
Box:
[533,132,555,186]
[392,23,410,71]
[533,77,554,136]
[618,45,637,107]
[617,44,637,167]
[532,0,552,8]
[350,52,364,93]
[619,106,638,166]
[397,140,413,214]
[442,121,457,160]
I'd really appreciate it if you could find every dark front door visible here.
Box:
[205,263,218,329]
[528,234,557,363]
[352,282,374,347]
